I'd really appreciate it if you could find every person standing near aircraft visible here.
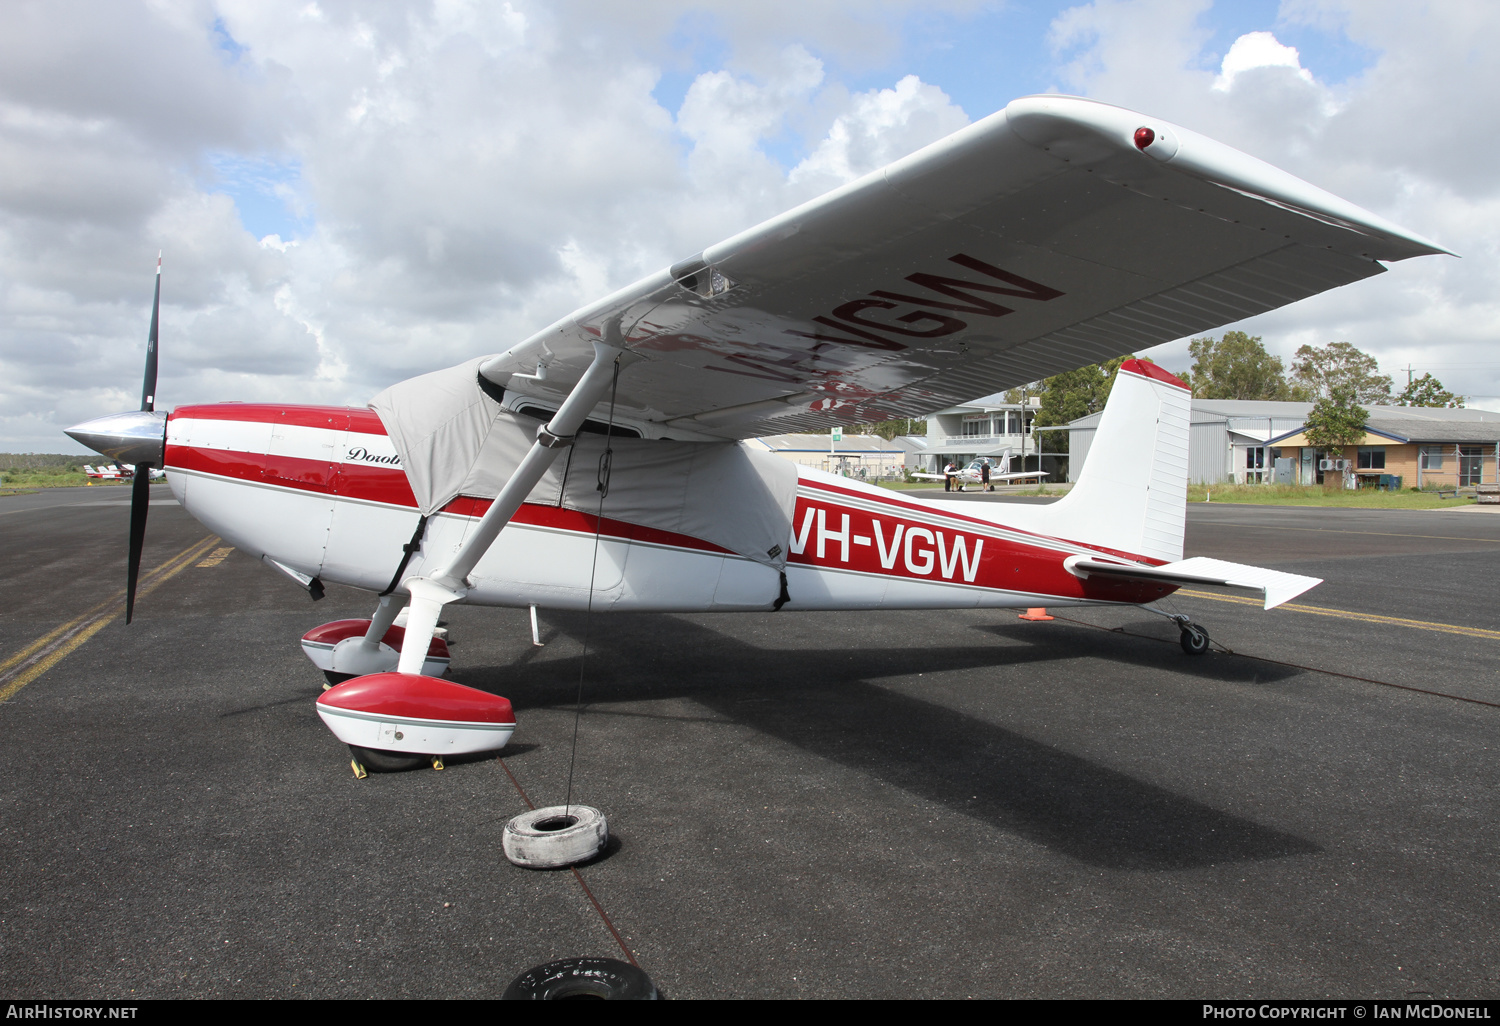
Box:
[943,461,956,492]
[981,460,992,492]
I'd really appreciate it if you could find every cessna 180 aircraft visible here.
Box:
[911,452,1049,489]
[67,95,1447,772]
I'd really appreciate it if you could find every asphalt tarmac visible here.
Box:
[2,485,1499,999]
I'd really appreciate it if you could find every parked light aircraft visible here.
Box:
[67,96,1447,771]
[83,463,165,482]
[911,453,1049,489]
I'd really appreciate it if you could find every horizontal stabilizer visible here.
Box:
[1064,555,1321,610]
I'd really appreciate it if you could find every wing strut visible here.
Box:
[395,340,624,674]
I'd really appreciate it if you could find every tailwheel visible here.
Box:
[1179,624,1210,656]
[348,745,428,773]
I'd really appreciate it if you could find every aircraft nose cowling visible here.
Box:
[65,410,167,464]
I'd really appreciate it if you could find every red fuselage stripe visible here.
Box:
[172,403,388,434]
[165,404,1169,602]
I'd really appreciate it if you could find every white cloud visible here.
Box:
[790,74,970,192]
[1212,31,1315,92]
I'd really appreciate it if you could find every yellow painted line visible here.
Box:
[1175,588,1500,642]
[0,535,220,704]
[196,546,235,568]
[0,616,117,703]
[0,591,129,676]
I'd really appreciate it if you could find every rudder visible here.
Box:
[1043,360,1191,563]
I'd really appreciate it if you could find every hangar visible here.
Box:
[1067,399,1500,486]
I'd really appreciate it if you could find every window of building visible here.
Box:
[961,415,991,437]
[1006,411,1022,435]
[1357,447,1386,470]
[1420,446,1446,470]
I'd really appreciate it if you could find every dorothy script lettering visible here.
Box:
[345,446,401,466]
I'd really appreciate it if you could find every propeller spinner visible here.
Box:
[65,255,168,623]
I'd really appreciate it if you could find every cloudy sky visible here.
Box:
[4,0,1496,452]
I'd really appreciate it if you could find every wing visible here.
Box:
[480,94,1448,441]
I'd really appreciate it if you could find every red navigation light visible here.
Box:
[1134,127,1155,150]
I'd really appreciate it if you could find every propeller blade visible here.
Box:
[125,465,151,624]
[141,253,160,412]
[126,255,161,623]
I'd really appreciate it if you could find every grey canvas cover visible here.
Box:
[369,359,797,569]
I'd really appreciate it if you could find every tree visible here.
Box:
[1304,384,1368,487]
[1290,341,1393,404]
[1187,331,1291,400]
[1395,372,1464,408]
[1031,355,1142,454]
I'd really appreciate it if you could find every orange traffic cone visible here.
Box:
[1018,607,1054,621]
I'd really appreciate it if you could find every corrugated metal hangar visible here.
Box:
[1066,400,1500,486]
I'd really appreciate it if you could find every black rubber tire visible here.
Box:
[348,744,427,773]
[323,670,355,688]
[502,958,660,1000]
[1180,625,1210,655]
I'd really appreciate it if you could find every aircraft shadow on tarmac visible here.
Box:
[461,612,1318,873]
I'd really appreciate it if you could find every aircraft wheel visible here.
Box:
[323,670,355,689]
[503,805,608,869]
[1179,624,1210,655]
[502,958,660,1000]
[348,744,428,773]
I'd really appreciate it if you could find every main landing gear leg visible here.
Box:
[364,592,404,645]
[320,592,409,688]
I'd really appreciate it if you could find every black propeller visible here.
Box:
[125,255,162,624]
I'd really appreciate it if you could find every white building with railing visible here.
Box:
[918,393,1057,477]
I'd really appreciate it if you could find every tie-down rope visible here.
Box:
[564,354,621,819]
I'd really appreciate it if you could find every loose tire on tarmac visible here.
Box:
[502,957,660,1000]
[347,744,428,773]
[502,805,607,869]
[1180,625,1210,655]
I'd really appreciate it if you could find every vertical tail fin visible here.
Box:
[1043,360,1191,562]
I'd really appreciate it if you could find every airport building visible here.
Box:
[1066,399,1500,486]
[917,393,1061,478]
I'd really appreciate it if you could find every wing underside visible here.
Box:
[476,95,1447,441]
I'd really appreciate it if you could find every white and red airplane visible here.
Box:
[67,96,1447,774]
[83,463,165,481]
[912,453,1049,489]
